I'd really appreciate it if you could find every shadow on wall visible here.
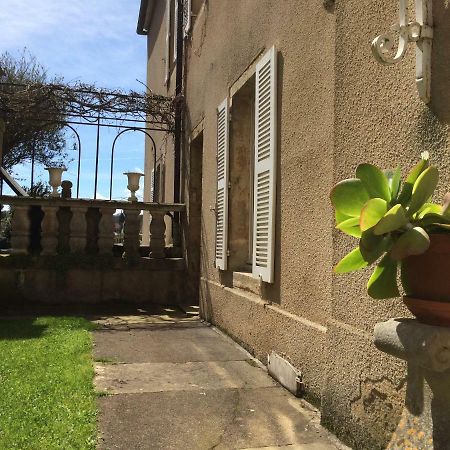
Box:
[386,321,450,449]
[430,1,450,121]
[199,209,213,321]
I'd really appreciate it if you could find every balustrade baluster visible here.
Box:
[69,206,88,253]
[41,206,59,256]
[10,205,31,255]
[123,208,141,260]
[150,211,166,259]
[98,207,114,255]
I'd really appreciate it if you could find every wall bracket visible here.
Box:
[371,0,433,103]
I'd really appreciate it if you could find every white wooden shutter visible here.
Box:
[173,0,178,62]
[252,46,277,283]
[183,0,191,37]
[150,168,155,202]
[164,0,171,84]
[215,98,230,270]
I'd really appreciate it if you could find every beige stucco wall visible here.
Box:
[185,0,335,404]
[142,0,450,448]
[324,1,450,447]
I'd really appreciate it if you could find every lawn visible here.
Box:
[0,316,97,449]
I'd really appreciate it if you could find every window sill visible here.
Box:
[232,271,260,296]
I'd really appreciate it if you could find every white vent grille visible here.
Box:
[252,47,277,283]
[215,98,229,270]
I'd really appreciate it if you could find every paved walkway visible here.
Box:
[93,307,345,450]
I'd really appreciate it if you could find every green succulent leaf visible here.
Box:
[335,210,352,226]
[331,179,369,217]
[356,164,391,202]
[359,198,387,232]
[416,213,450,228]
[373,204,408,235]
[397,157,429,206]
[416,202,443,219]
[367,254,400,299]
[390,227,430,261]
[384,167,401,201]
[334,247,368,273]
[407,166,439,215]
[336,217,362,238]
[359,230,390,264]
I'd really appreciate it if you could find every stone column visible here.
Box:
[69,206,88,253]
[150,211,166,259]
[374,319,450,448]
[10,205,30,255]
[98,207,114,256]
[123,208,141,261]
[41,206,59,255]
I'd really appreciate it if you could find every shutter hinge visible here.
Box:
[228,182,231,189]
[227,249,230,257]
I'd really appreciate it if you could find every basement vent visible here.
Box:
[267,351,303,397]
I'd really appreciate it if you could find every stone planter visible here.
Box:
[45,167,66,198]
[124,172,144,202]
[374,319,450,448]
[401,234,450,327]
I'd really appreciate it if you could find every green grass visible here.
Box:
[0,316,97,449]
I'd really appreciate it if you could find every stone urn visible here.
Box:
[45,167,66,197]
[401,234,450,327]
[124,172,144,202]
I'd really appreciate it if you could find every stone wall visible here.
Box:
[0,256,187,305]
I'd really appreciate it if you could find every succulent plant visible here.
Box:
[331,153,450,299]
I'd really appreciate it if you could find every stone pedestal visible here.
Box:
[123,209,141,262]
[149,211,166,259]
[41,206,59,256]
[374,319,450,449]
[69,206,88,253]
[10,205,30,255]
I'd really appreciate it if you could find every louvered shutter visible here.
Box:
[164,0,171,84]
[252,46,277,283]
[215,98,230,270]
[150,168,155,202]
[173,0,178,62]
[183,0,191,36]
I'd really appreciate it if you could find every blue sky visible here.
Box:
[0,0,148,200]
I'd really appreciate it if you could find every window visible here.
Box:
[215,46,278,283]
[228,75,255,273]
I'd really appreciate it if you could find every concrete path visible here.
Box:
[93,307,344,450]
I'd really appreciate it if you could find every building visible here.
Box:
[135,1,449,448]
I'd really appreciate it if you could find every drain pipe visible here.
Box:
[174,0,184,206]
[173,0,184,245]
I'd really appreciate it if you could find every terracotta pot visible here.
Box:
[401,234,450,326]
[403,297,450,327]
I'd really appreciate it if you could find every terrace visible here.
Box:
[0,81,194,307]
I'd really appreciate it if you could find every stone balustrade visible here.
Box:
[0,195,185,260]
